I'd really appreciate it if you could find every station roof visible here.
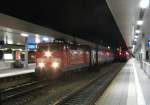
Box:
[0,13,97,48]
[106,0,150,50]
[0,0,127,50]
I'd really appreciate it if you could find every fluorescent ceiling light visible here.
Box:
[139,0,149,9]
[35,34,40,43]
[7,40,13,44]
[137,20,144,25]
[135,30,141,34]
[21,33,29,37]
[35,34,39,36]
[135,35,139,38]
[43,37,49,41]
[17,43,21,45]
[134,38,137,41]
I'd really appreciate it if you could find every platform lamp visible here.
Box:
[21,33,29,69]
[139,0,149,9]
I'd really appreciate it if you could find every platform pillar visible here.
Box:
[24,37,28,69]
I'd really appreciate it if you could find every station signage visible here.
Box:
[16,51,21,60]
[27,44,36,49]
[144,34,150,37]
[145,40,150,47]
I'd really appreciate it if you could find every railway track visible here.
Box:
[0,73,36,89]
[52,68,119,105]
[0,63,123,105]
[0,80,48,105]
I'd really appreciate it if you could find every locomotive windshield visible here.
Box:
[37,45,48,52]
[37,44,60,52]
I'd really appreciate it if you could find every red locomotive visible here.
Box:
[35,41,114,78]
[35,42,91,78]
[114,50,130,62]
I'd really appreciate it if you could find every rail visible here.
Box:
[0,80,48,105]
[52,66,120,105]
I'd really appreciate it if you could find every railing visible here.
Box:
[141,60,150,77]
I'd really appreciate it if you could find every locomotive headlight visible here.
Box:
[51,61,59,69]
[44,51,52,57]
[38,62,45,68]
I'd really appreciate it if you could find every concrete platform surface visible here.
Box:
[0,63,35,78]
[95,58,150,105]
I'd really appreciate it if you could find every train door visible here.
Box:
[91,50,96,66]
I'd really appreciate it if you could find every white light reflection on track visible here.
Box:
[132,60,146,105]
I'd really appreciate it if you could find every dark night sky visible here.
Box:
[0,0,127,49]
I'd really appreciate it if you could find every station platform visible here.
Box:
[95,58,150,105]
[0,64,35,78]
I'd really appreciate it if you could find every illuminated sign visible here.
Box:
[27,44,36,49]
[145,40,150,47]
[16,51,21,60]
[4,53,13,60]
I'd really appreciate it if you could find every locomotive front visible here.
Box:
[35,43,62,78]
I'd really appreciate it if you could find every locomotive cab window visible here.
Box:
[37,45,49,52]
[50,44,60,51]
[37,43,60,52]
